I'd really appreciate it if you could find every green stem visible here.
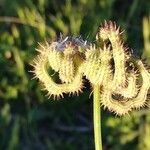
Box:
[93,85,102,150]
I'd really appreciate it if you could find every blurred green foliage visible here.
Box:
[0,0,150,150]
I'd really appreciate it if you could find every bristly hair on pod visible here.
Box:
[31,34,92,99]
[96,20,125,42]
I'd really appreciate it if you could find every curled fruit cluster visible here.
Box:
[32,21,150,115]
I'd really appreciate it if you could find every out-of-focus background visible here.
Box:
[0,0,150,150]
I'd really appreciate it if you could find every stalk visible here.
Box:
[93,85,102,150]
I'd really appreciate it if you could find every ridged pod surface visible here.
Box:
[83,45,112,85]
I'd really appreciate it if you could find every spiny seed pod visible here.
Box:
[31,36,89,98]
[31,20,150,115]
[96,21,150,115]
[83,44,112,85]
[104,60,150,115]
[97,21,127,87]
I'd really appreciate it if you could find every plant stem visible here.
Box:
[93,85,102,150]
